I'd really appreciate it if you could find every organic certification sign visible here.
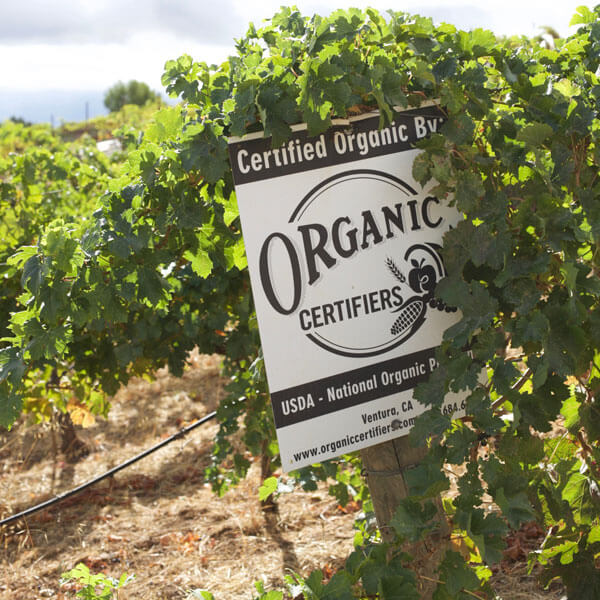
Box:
[229,105,464,471]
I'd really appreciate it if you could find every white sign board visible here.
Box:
[229,105,464,472]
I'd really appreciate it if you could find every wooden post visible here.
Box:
[361,436,450,599]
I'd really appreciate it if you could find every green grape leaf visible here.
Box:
[404,455,450,499]
[516,122,554,147]
[0,348,26,385]
[434,551,480,598]
[0,385,23,429]
[184,248,213,278]
[21,255,47,294]
[378,575,420,600]
[145,108,184,144]
[570,6,596,25]
[494,488,534,529]
[390,499,439,542]
[321,571,354,600]
[258,476,278,501]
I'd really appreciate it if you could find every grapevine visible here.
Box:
[1,6,600,598]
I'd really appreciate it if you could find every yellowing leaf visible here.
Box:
[67,400,96,428]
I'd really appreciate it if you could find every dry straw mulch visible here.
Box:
[0,352,565,599]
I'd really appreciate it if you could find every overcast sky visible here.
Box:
[0,1,591,123]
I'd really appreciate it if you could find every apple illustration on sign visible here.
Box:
[408,258,437,298]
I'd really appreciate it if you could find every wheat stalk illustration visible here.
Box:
[386,257,406,283]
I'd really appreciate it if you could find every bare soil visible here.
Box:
[0,353,566,599]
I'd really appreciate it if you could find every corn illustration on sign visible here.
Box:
[229,104,465,471]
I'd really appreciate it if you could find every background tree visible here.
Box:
[7,116,33,126]
[103,80,160,112]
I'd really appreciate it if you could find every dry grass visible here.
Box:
[0,352,566,599]
[0,353,356,599]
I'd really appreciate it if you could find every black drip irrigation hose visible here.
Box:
[0,409,220,527]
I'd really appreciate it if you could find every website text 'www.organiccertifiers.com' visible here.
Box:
[290,406,416,465]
